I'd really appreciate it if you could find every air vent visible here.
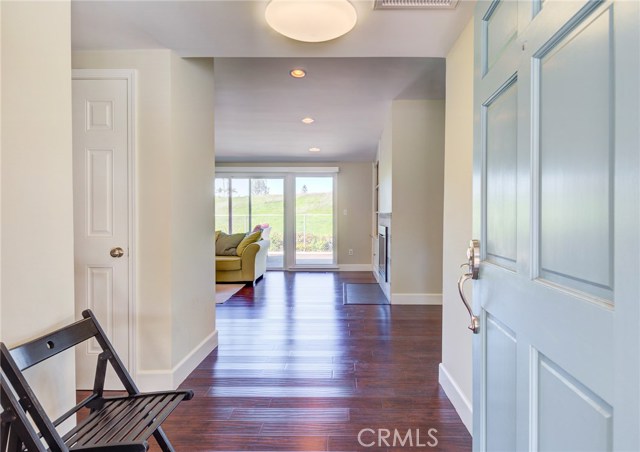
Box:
[374,0,459,9]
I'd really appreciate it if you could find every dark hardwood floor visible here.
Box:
[154,271,471,451]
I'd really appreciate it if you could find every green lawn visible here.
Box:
[215,193,333,251]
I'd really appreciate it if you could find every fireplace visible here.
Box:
[378,225,388,283]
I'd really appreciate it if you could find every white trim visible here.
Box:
[216,166,339,174]
[72,69,138,377]
[338,264,373,271]
[333,174,338,265]
[439,363,473,434]
[287,265,339,271]
[136,330,219,392]
[391,293,442,305]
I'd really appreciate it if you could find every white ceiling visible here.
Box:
[71,0,476,161]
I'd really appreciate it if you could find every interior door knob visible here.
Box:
[110,247,125,258]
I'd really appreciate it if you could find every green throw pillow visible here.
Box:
[215,232,245,256]
[236,231,261,256]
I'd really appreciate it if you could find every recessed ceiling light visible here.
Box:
[302,117,315,124]
[290,68,306,78]
[266,0,358,43]
[309,147,321,152]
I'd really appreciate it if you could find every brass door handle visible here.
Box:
[110,247,125,258]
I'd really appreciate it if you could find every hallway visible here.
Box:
[155,271,471,451]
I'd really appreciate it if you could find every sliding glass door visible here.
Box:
[250,179,284,268]
[295,176,334,265]
[215,177,284,269]
[215,170,337,269]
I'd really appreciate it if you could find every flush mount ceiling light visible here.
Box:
[290,68,306,78]
[309,147,321,152]
[265,0,358,43]
[302,117,315,124]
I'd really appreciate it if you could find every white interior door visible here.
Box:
[73,75,131,390]
[472,0,639,450]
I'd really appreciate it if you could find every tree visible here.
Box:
[215,179,237,195]
[252,179,270,195]
[302,184,308,194]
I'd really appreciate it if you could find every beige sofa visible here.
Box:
[215,239,269,285]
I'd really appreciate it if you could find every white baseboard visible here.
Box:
[438,363,472,434]
[338,264,373,272]
[391,293,442,305]
[135,369,173,392]
[136,329,218,391]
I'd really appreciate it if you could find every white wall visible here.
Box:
[216,161,373,268]
[72,50,217,389]
[439,19,474,433]
[1,0,76,419]
[376,100,445,304]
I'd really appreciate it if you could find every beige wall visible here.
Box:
[391,100,445,299]
[72,50,216,388]
[376,100,445,303]
[377,113,393,214]
[1,0,76,418]
[440,19,474,432]
[169,54,216,367]
[216,162,373,267]
[336,162,372,266]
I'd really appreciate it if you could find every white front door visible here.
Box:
[72,75,131,390]
[472,0,639,450]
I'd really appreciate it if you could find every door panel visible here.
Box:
[536,353,613,452]
[484,78,518,268]
[86,149,115,236]
[473,1,639,450]
[485,315,517,452]
[73,77,130,390]
[537,6,614,299]
[484,0,519,74]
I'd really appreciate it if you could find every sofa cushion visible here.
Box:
[216,232,245,256]
[237,231,261,256]
[216,256,242,271]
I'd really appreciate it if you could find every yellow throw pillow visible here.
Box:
[236,231,261,256]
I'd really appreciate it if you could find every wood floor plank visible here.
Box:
[142,271,470,451]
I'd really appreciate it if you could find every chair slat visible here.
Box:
[63,398,131,446]
[9,318,98,371]
[113,395,168,444]
[73,398,147,447]
[128,395,184,443]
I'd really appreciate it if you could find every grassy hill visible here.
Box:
[215,192,334,251]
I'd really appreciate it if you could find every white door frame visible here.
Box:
[72,69,137,377]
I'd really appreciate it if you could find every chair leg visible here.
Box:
[152,427,175,452]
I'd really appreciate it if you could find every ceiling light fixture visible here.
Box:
[290,68,306,78]
[309,147,321,152]
[302,117,315,124]
[265,0,358,43]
